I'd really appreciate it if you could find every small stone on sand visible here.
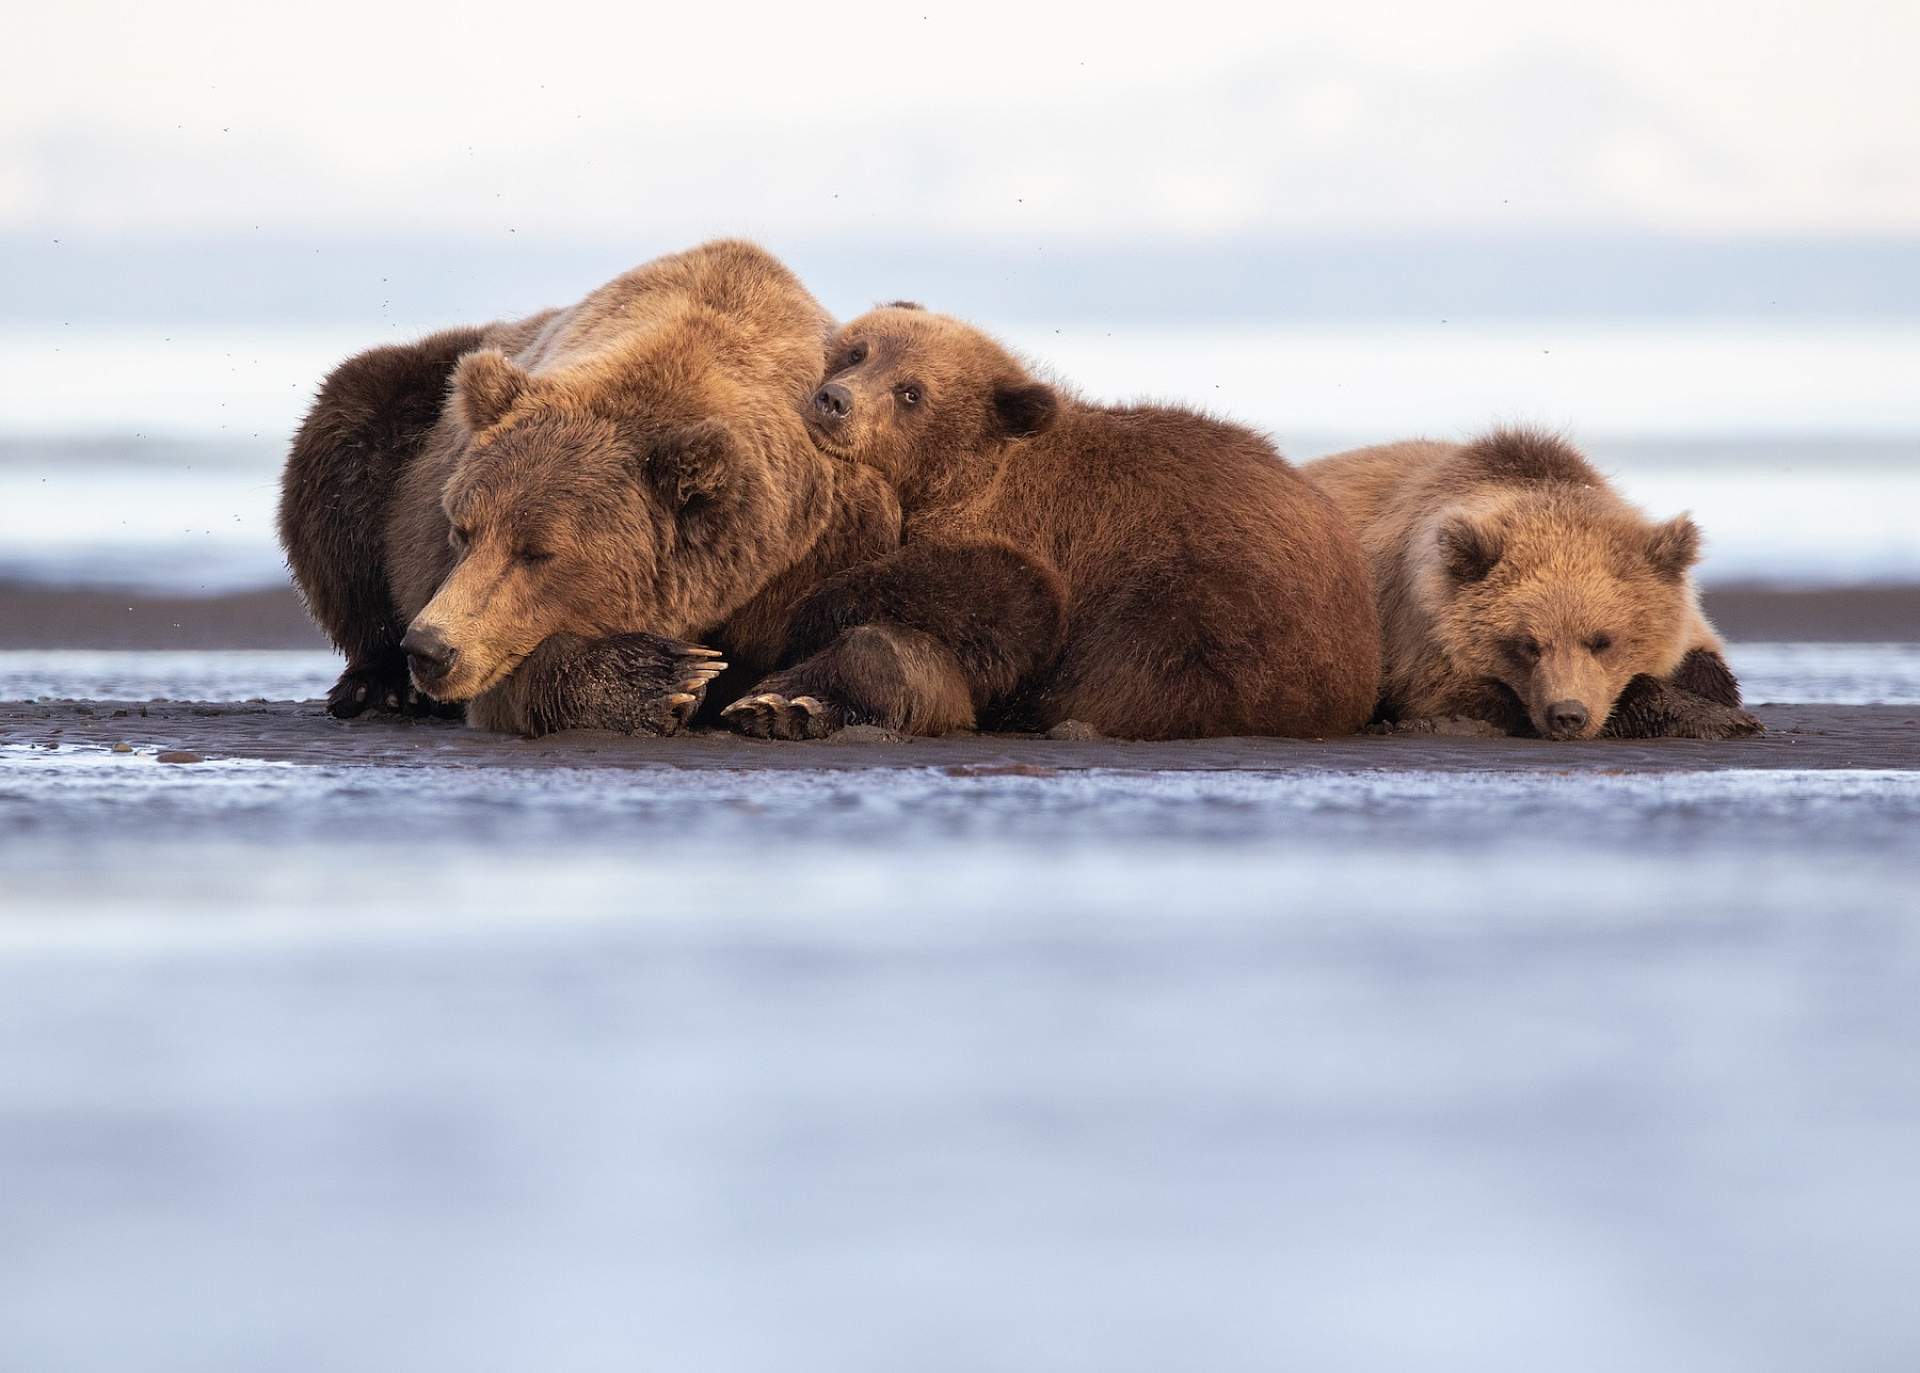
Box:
[155,750,204,764]
[111,742,133,753]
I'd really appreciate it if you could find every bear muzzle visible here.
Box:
[812,382,853,421]
[400,622,459,694]
[1542,698,1593,740]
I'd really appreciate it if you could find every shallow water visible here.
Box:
[7,642,1920,707]
[1,742,1918,1372]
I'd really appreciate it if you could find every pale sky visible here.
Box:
[8,0,1918,241]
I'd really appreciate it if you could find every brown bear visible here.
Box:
[715,304,1381,741]
[1302,428,1761,740]
[278,240,900,735]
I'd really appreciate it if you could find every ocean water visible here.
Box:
[1,322,1917,591]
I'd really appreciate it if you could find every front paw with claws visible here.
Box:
[515,634,727,738]
[720,692,842,741]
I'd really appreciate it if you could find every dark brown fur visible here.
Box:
[724,307,1382,740]
[278,241,901,735]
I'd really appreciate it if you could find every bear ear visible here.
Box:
[1645,513,1702,581]
[454,349,530,432]
[644,417,740,512]
[880,300,925,311]
[1436,514,1503,583]
[990,379,1059,440]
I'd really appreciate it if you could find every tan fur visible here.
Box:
[280,241,903,733]
[1304,429,1725,739]
[382,240,848,706]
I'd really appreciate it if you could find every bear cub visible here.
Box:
[720,304,1382,741]
[1303,428,1761,740]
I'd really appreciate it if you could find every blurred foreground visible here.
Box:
[2,674,1917,1371]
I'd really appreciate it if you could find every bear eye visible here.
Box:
[449,525,471,548]
[897,384,921,408]
[1504,636,1542,663]
[516,547,554,566]
[846,343,868,366]
[1586,633,1614,654]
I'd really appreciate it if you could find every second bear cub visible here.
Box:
[719,305,1381,740]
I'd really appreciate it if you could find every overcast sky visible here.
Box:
[8,0,1918,243]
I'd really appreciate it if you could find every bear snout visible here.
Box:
[1543,698,1591,739]
[400,622,459,691]
[812,382,853,421]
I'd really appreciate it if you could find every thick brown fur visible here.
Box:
[724,306,1382,740]
[1303,428,1760,740]
[279,240,901,735]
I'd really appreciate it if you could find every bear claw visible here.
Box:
[720,691,837,741]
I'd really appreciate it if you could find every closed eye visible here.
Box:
[1502,636,1542,663]
[1586,633,1614,654]
[516,548,554,566]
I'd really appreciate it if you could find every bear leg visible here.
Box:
[1603,674,1763,740]
[721,541,1063,739]
[722,623,976,738]
[1666,646,1744,707]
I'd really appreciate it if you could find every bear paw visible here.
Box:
[720,692,842,741]
[518,636,727,738]
[326,653,458,720]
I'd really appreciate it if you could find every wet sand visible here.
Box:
[4,697,1915,772]
[4,579,1918,649]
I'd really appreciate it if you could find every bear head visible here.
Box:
[400,347,817,703]
[802,305,1059,498]
[1427,487,1703,740]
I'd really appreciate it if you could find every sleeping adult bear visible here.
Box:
[278,240,899,735]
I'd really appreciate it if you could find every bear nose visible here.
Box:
[1545,699,1590,737]
[400,623,458,685]
[813,382,852,420]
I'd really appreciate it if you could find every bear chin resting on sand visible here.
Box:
[1303,428,1762,741]
[716,303,1382,742]
[278,240,899,737]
